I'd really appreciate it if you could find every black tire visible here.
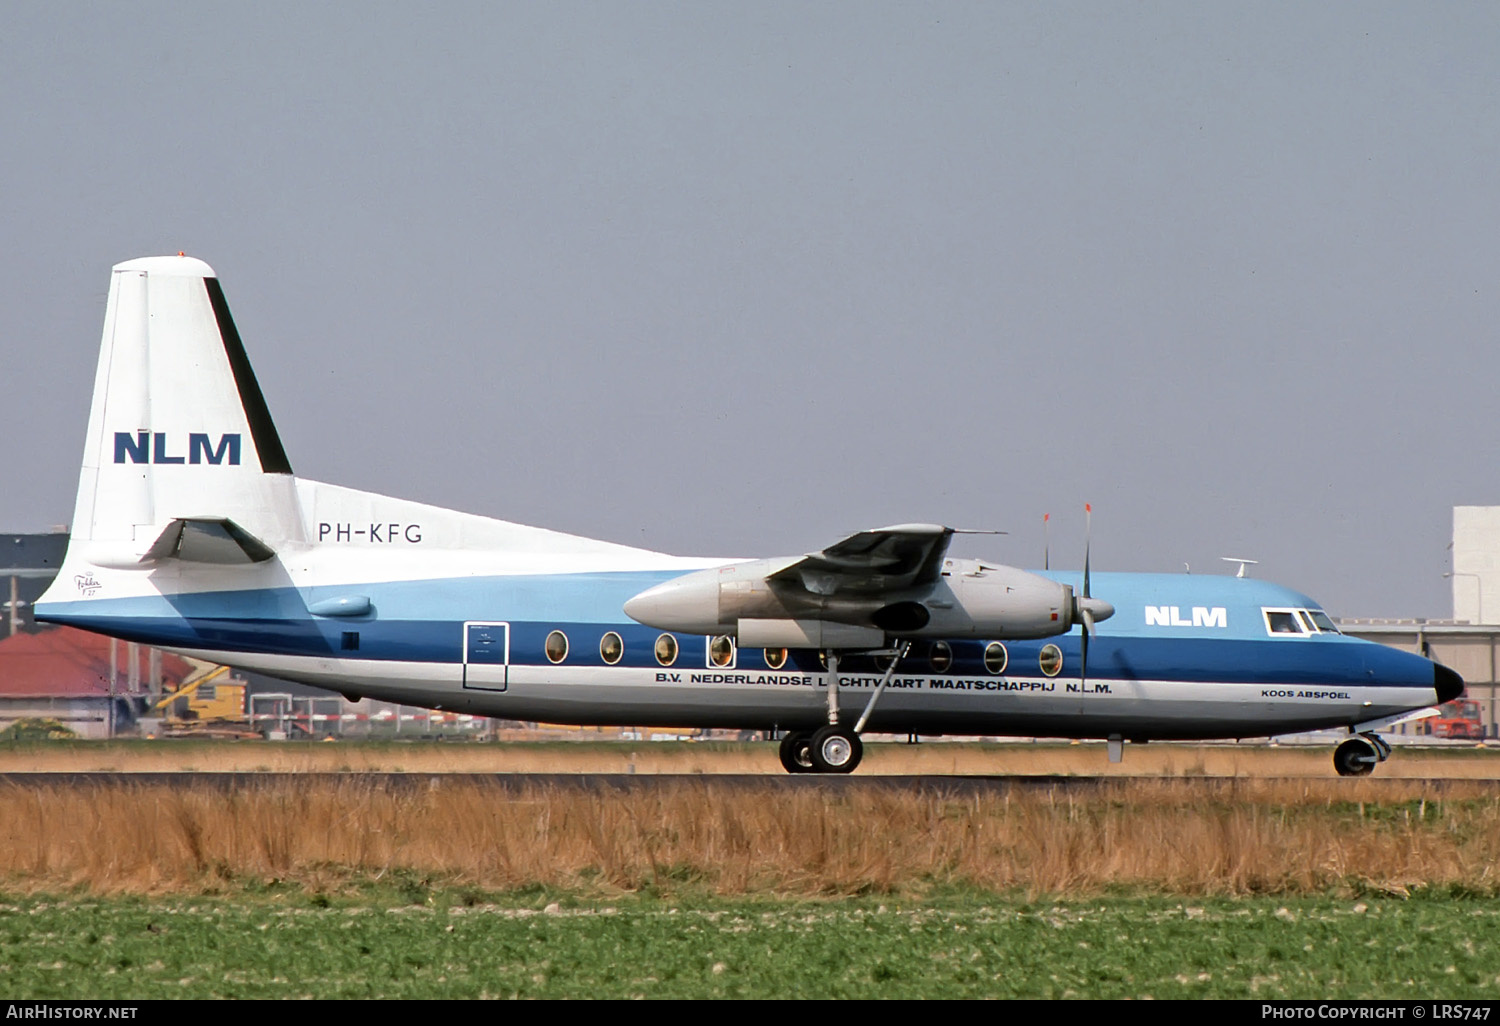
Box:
[1334,737,1378,777]
[778,731,816,774]
[810,725,863,774]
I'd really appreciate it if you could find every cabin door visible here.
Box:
[463,621,509,691]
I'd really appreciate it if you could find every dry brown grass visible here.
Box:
[2,776,1497,898]
[1,738,1498,777]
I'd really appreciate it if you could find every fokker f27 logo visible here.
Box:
[113,432,241,465]
[74,573,101,597]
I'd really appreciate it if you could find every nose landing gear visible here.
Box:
[1333,732,1392,777]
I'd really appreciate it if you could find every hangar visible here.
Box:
[1338,619,1495,739]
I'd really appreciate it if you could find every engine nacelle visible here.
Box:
[737,618,885,649]
[623,557,1112,644]
[920,562,1078,639]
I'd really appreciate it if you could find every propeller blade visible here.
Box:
[1079,504,1099,684]
[1083,503,1092,599]
[1080,607,1095,684]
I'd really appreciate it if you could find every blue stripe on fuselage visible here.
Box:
[34,568,1437,691]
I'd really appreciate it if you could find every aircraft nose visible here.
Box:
[1434,662,1465,704]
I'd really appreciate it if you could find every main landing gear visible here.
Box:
[779,726,863,774]
[778,643,910,774]
[1333,733,1392,777]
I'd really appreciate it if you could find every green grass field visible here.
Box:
[3,889,1498,999]
[3,744,1497,998]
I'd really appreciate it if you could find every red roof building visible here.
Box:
[0,626,196,737]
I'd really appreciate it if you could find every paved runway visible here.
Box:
[1,772,1497,796]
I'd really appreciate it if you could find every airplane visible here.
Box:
[33,256,1464,777]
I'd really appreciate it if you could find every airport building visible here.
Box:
[2,531,67,634]
[1323,506,1498,738]
[0,626,194,738]
[1,531,511,739]
[1450,506,1500,625]
[1337,620,1496,739]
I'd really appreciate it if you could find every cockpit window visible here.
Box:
[1264,610,1306,635]
[1264,607,1338,636]
[1308,610,1339,634]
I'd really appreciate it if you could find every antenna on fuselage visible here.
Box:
[1220,556,1259,579]
[1043,513,1050,571]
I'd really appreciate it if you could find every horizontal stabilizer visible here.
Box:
[143,518,277,565]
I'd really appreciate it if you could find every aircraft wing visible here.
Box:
[765,523,955,596]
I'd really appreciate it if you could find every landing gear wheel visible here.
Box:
[1334,736,1378,777]
[779,731,816,774]
[810,725,863,774]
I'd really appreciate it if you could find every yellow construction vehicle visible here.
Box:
[150,665,257,737]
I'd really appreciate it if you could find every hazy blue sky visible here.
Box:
[3,3,1498,618]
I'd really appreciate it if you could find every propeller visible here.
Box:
[1071,503,1115,684]
[1080,504,1093,682]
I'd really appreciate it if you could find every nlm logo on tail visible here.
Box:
[112,431,241,465]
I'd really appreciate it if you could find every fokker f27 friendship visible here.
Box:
[35,257,1463,775]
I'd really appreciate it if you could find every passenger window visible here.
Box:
[709,635,736,668]
[545,630,569,663]
[984,642,1008,675]
[600,631,623,665]
[764,647,787,670]
[1039,644,1063,677]
[655,634,678,667]
[929,641,953,673]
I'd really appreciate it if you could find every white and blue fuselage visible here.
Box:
[37,550,1456,739]
[33,257,1460,768]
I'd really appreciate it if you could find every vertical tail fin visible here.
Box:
[70,256,303,564]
